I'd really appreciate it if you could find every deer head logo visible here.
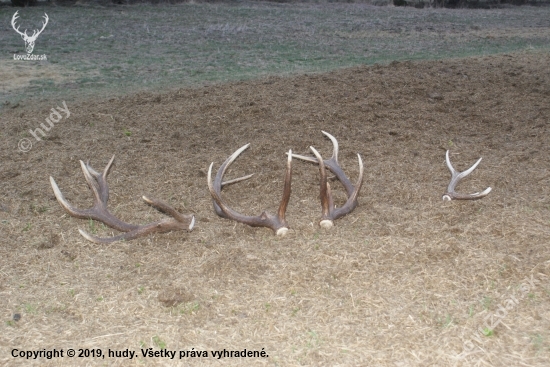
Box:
[11,11,49,54]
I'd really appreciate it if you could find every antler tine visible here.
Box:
[80,155,115,205]
[291,131,357,196]
[443,150,492,201]
[84,154,114,178]
[208,144,251,218]
[222,174,254,187]
[310,147,334,228]
[216,144,255,188]
[277,151,293,221]
[321,130,339,162]
[290,131,339,164]
[207,145,292,236]
[50,162,132,232]
[310,146,363,229]
[51,156,195,243]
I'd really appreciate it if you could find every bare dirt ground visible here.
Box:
[1,50,549,366]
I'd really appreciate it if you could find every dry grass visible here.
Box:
[1,50,549,366]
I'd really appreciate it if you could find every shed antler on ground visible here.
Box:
[50,155,195,244]
[291,131,363,228]
[207,144,292,236]
[442,150,492,201]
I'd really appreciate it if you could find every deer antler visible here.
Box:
[442,150,492,201]
[50,155,195,244]
[291,131,363,229]
[207,144,292,236]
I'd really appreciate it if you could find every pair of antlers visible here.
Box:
[50,156,195,244]
[207,131,364,236]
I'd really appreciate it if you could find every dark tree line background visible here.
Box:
[393,0,547,8]
[8,0,550,10]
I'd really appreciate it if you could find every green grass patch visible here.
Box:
[2,3,549,106]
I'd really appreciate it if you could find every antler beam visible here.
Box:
[292,131,363,228]
[207,144,292,236]
[50,155,195,244]
[442,150,492,201]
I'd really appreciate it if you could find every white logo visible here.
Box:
[11,11,48,59]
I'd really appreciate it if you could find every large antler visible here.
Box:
[207,144,292,236]
[442,150,492,201]
[50,155,195,244]
[291,131,363,229]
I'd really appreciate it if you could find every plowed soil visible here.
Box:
[1,51,549,366]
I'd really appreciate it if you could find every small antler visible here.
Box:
[50,155,195,244]
[207,144,292,236]
[442,150,492,201]
[291,131,363,229]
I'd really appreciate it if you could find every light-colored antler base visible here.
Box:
[319,219,334,229]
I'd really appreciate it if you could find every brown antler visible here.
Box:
[291,131,363,229]
[207,144,292,236]
[442,150,492,201]
[50,155,195,244]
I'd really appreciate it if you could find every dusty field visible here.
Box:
[1,50,550,366]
